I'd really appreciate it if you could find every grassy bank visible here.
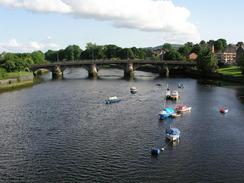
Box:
[0,72,34,93]
[217,66,242,77]
[0,71,32,80]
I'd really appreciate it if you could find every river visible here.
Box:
[0,68,244,183]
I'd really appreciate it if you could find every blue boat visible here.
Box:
[151,148,160,155]
[159,107,175,119]
[166,128,180,141]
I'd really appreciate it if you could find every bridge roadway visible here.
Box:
[30,60,196,79]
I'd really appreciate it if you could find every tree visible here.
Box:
[0,67,7,79]
[3,60,16,72]
[197,47,218,73]
[214,38,227,52]
[237,49,244,75]
[45,50,58,62]
[162,43,172,50]
[14,58,30,71]
[63,45,82,61]
[164,49,184,61]
[178,44,192,58]
[118,48,135,59]
[81,43,104,60]
[191,44,201,55]
[103,44,121,59]
[31,51,45,64]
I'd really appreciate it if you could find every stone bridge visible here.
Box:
[30,60,196,79]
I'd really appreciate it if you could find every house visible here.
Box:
[215,44,237,64]
[188,52,198,61]
[151,48,167,60]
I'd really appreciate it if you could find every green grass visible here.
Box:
[4,72,32,79]
[217,66,242,77]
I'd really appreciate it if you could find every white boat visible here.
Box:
[220,107,228,114]
[170,90,179,100]
[166,128,180,141]
[175,104,191,113]
[178,83,184,88]
[171,113,182,118]
[105,96,121,104]
[130,87,137,94]
[165,88,171,99]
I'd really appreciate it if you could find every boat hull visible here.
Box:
[159,114,171,120]
[177,107,192,113]
[220,109,228,114]
[105,99,121,104]
[166,134,180,141]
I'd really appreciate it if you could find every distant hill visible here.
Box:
[145,44,183,50]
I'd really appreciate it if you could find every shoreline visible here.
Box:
[0,74,34,93]
[0,68,243,94]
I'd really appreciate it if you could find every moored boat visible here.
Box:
[178,83,184,89]
[171,113,182,118]
[166,128,180,141]
[220,107,228,114]
[170,90,179,100]
[130,87,137,94]
[159,107,175,120]
[151,148,160,155]
[175,104,191,113]
[105,96,121,104]
[165,88,171,100]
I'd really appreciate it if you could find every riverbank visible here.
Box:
[186,69,244,86]
[0,72,34,92]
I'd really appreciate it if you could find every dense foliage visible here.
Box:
[45,43,153,62]
[196,47,218,73]
[237,50,244,75]
[0,51,46,73]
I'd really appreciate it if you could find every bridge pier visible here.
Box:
[88,64,98,78]
[159,65,169,77]
[124,63,134,79]
[52,65,63,79]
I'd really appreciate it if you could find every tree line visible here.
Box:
[45,43,154,62]
[1,38,244,77]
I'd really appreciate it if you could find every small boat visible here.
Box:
[159,107,175,120]
[151,148,160,155]
[171,113,182,118]
[178,83,184,88]
[220,107,228,114]
[166,128,180,141]
[130,87,137,94]
[105,96,121,104]
[165,88,171,100]
[170,90,179,100]
[175,104,191,113]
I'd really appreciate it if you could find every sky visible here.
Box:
[0,0,243,52]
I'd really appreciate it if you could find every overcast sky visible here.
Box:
[0,0,243,52]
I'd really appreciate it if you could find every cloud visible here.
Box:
[0,0,200,43]
[0,0,71,13]
[0,38,60,52]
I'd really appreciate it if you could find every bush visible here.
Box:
[0,67,7,79]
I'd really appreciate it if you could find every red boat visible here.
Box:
[220,107,228,114]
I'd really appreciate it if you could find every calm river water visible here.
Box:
[0,69,244,183]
